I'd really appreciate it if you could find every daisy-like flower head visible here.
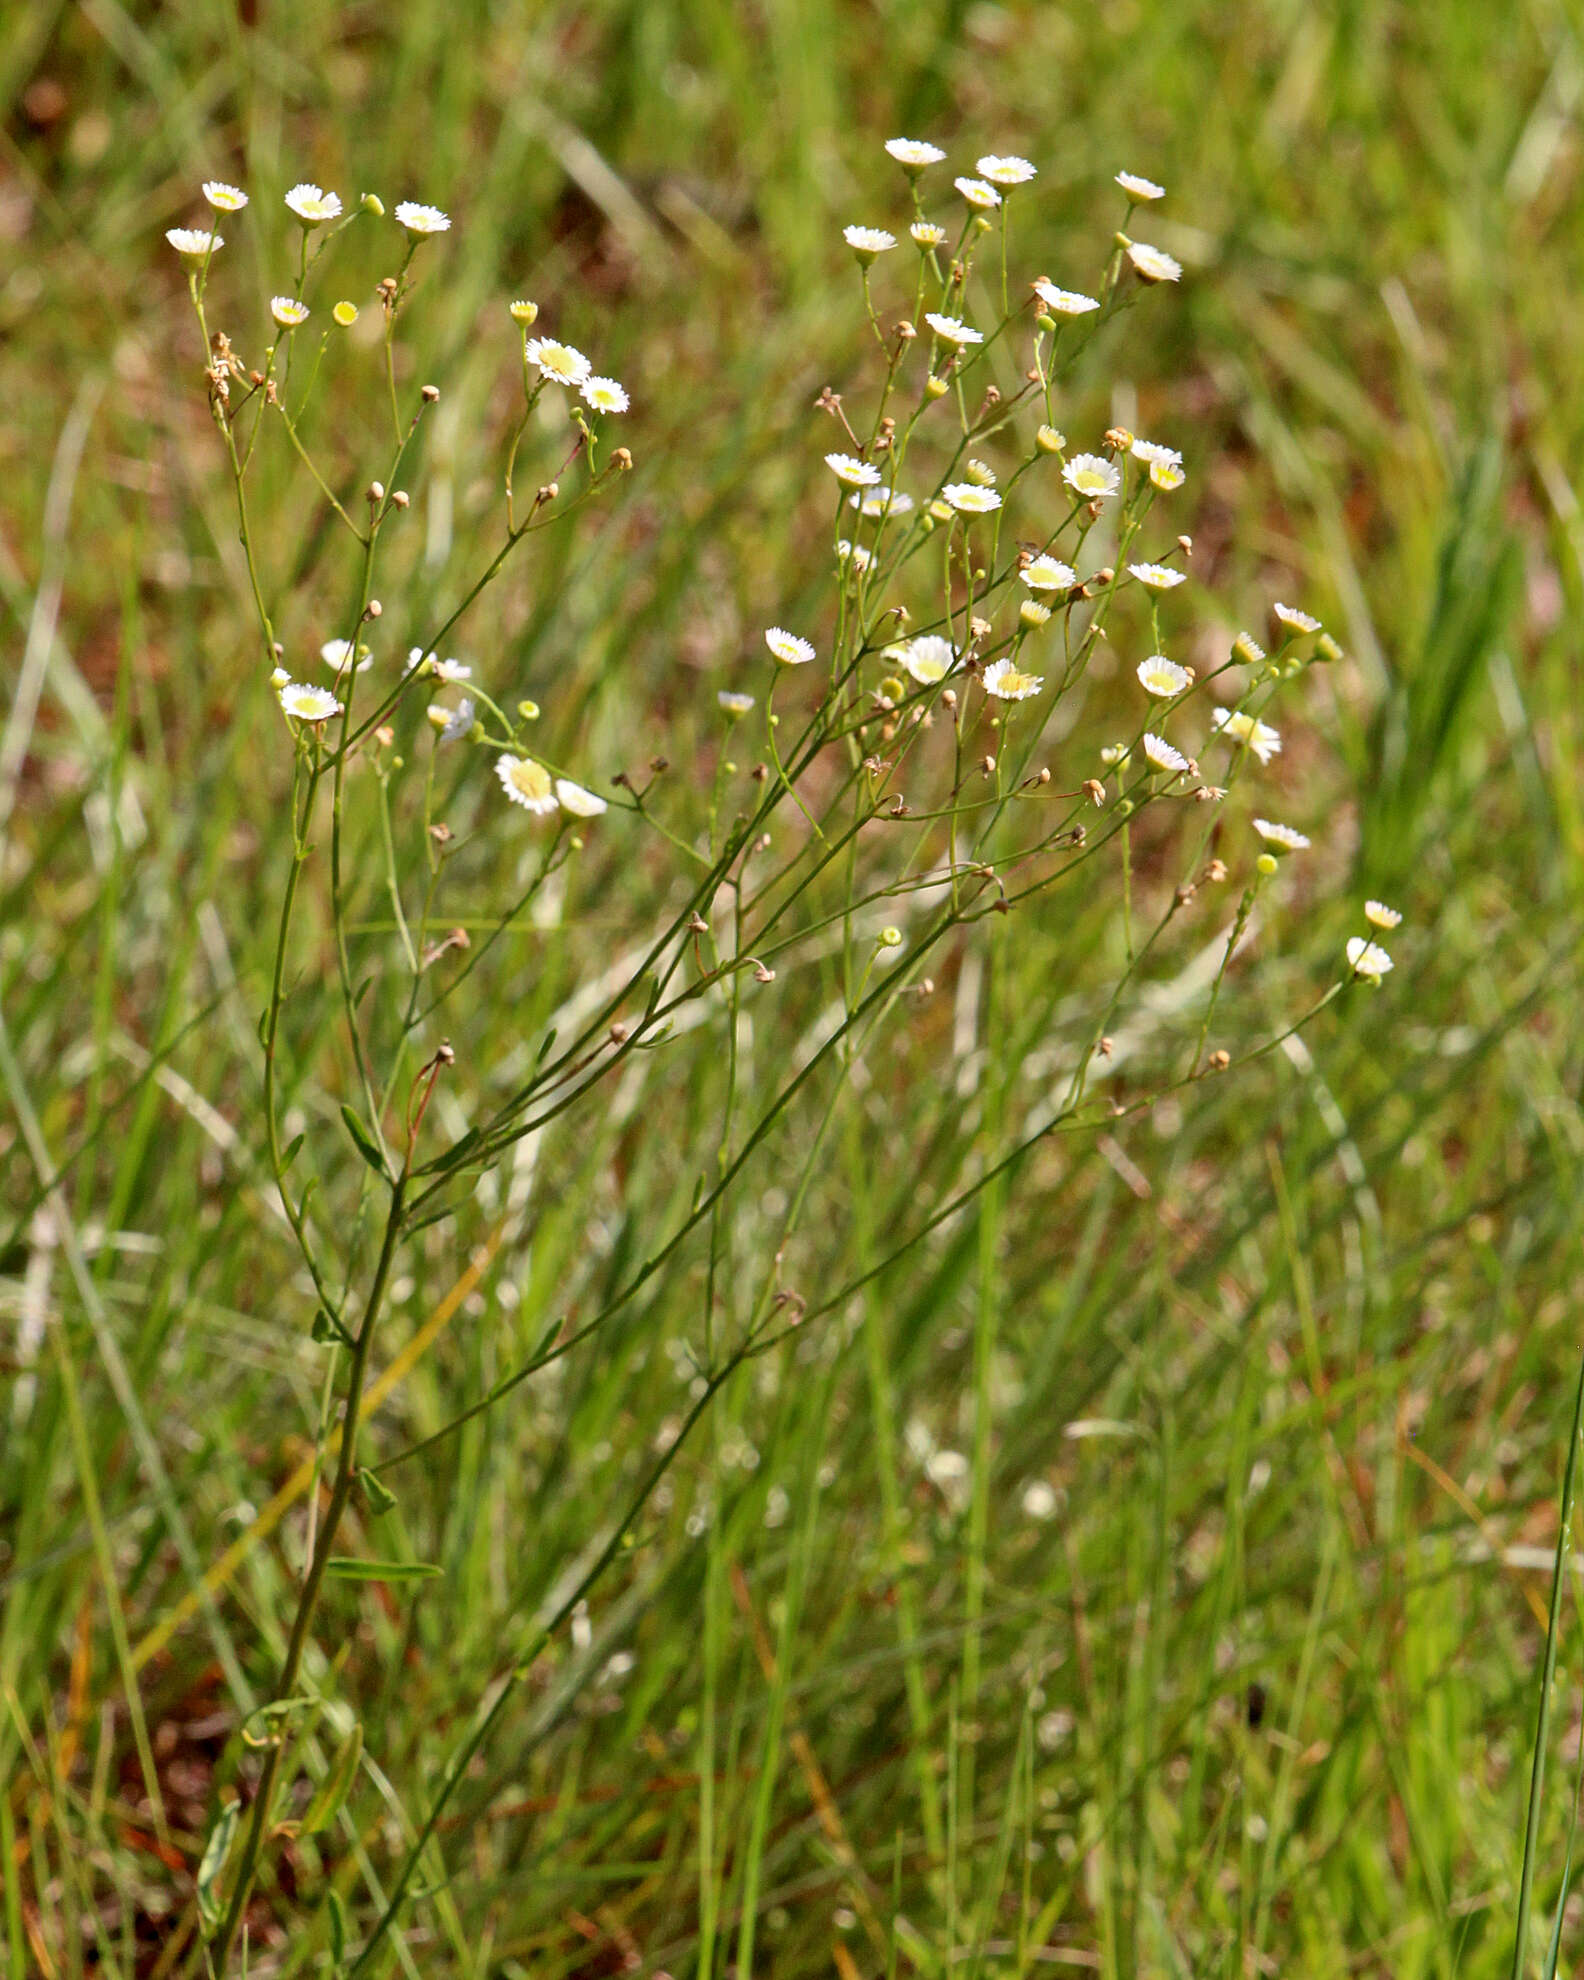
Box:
[924,312,983,348]
[1365,899,1403,930]
[1063,453,1121,501]
[843,225,896,262]
[166,228,222,259]
[1126,240,1182,284]
[1137,657,1191,698]
[395,200,450,236]
[1129,562,1187,591]
[1116,171,1165,202]
[555,777,608,818]
[1149,459,1186,492]
[765,627,816,666]
[955,175,1002,211]
[496,754,558,814]
[836,538,872,573]
[428,697,475,742]
[942,483,1001,515]
[270,667,291,688]
[1143,732,1190,775]
[1252,817,1310,852]
[976,154,1037,187]
[850,487,914,518]
[284,183,342,226]
[718,690,756,717]
[965,458,997,487]
[886,137,946,172]
[1032,279,1100,318]
[203,181,248,212]
[1021,555,1078,593]
[431,657,472,684]
[1101,743,1132,769]
[825,452,881,489]
[1020,600,1052,628]
[278,681,341,723]
[580,375,630,414]
[405,647,437,675]
[526,338,592,386]
[1346,936,1393,983]
[1232,632,1266,667]
[898,635,959,685]
[509,300,539,328]
[984,658,1043,701]
[1273,601,1322,634]
[320,638,371,675]
[270,296,310,329]
[1129,438,1181,469]
[1210,706,1282,764]
[910,220,948,249]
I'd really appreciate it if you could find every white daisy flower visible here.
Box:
[1126,241,1181,284]
[1137,657,1191,698]
[1116,171,1165,202]
[431,657,472,683]
[1032,279,1100,317]
[394,201,450,235]
[1129,438,1182,469]
[278,681,341,722]
[909,221,948,249]
[1149,460,1186,491]
[1020,600,1052,628]
[843,225,896,261]
[284,183,342,226]
[555,777,608,817]
[1021,555,1078,593]
[1365,900,1402,929]
[1346,936,1393,982]
[1253,817,1309,852]
[1210,707,1282,764]
[580,375,629,413]
[526,338,592,386]
[825,452,881,489]
[886,137,946,171]
[1274,601,1322,634]
[1101,743,1131,769]
[984,658,1043,701]
[965,458,997,486]
[405,647,437,674]
[836,538,872,573]
[270,296,310,328]
[1232,632,1266,666]
[718,691,756,716]
[270,667,290,688]
[496,754,559,813]
[1129,562,1186,590]
[509,299,539,326]
[320,638,371,675]
[898,635,959,685]
[166,228,222,258]
[428,698,475,742]
[765,627,816,666]
[955,176,1002,211]
[203,181,248,212]
[1063,453,1121,501]
[942,484,1001,514]
[976,154,1037,187]
[924,312,983,347]
[849,487,914,518]
[1143,732,1190,775]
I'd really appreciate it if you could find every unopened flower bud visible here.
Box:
[878,926,903,948]
[509,299,539,326]
[333,300,359,327]
[982,754,996,777]
[364,598,382,619]
[367,481,384,504]
[1316,632,1343,663]
[361,193,385,217]
[1256,852,1278,876]
[518,699,540,720]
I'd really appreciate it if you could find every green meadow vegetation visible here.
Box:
[5,2,1584,1975]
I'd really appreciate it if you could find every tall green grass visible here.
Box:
[5,2,1584,1974]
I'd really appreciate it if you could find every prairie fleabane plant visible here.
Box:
[167,147,1389,1970]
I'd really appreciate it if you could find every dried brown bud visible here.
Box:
[752,960,775,983]
[428,822,452,844]
[613,446,633,471]
[1097,1036,1114,1058]
[367,481,384,505]
[688,912,709,934]
[981,754,996,777]
[609,1022,632,1044]
[969,616,992,641]
[364,598,382,619]
[1209,1049,1231,1071]
[1205,858,1228,883]
[538,481,558,503]
[375,724,395,747]
[1177,534,1193,556]
[392,489,410,509]
[896,319,917,341]
[1083,778,1105,806]
[1175,883,1197,907]
[421,383,440,403]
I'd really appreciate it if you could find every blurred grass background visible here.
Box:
[5,0,1584,1974]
